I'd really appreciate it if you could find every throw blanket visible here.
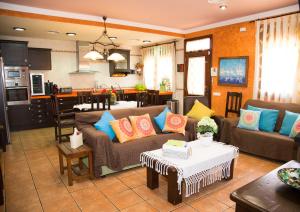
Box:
[140,141,239,197]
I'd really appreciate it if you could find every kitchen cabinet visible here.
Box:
[0,40,28,66]
[28,48,52,70]
[109,49,130,76]
[7,105,32,131]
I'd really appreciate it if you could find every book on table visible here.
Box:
[162,140,192,160]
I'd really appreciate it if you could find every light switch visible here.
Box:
[213,92,221,96]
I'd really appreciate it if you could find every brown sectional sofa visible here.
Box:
[220,99,300,162]
[75,105,198,177]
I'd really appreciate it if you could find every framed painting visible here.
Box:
[218,56,249,87]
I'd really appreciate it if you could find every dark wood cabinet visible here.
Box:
[109,49,130,76]
[28,48,52,70]
[0,40,28,66]
[7,105,31,131]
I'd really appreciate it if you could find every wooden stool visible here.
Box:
[57,143,93,186]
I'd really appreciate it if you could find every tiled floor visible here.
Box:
[3,128,282,212]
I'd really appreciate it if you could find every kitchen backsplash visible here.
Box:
[0,35,143,89]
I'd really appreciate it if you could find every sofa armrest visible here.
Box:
[79,126,114,177]
[219,117,240,144]
[212,115,224,141]
[185,118,198,141]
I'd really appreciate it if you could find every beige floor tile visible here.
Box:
[121,201,158,212]
[6,201,43,212]
[60,174,95,192]
[172,205,197,212]
[93,176,121,189]
[188,195,229,212]
[133,185,165,201]
[100,179,130,197]
[146,195,185,212]
[42,195,80,212]
[108,189,144,210]
[120,173,147,188]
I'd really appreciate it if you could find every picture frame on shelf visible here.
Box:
[218,56,249,87]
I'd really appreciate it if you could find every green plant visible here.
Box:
[135,84,147,91]
[196,117,218,135]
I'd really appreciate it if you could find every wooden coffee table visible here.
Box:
[230,160,300,212]
[57,142,93,186]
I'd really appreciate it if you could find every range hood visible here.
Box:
[69,41,100,74]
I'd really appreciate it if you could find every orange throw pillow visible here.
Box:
[110,118,136,143]
[163,112,188,135]
[129,114,157,138]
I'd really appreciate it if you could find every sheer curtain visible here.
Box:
[254,14,300,103]
[142,43,176,91]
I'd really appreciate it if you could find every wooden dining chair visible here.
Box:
[92,94,111,111]
[147,90,159,105]
[77,91,93,104]
[115,90,125,101]
[50,95,75,143]
[136,91,148,107]
[225,92,243,118]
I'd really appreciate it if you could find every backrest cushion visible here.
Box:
[280,111,300,136]
[163,112,188,135]
[186,100,215,121]
[154,107,171,131]
[243,99,300,131]
[110,118,136,143]
[94,111,116,140]
[289,116,300,138]
[237,109,261,131]
[247,105,279,132]
[129,114,157,139]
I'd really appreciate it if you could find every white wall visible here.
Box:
[0,35,143,89]
[174,40,185,114]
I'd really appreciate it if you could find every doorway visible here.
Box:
[184,35,212,107]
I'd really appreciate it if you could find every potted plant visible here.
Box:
[196,117,218,142]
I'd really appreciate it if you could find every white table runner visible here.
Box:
[140,141,239,197]
[73,101,137,110]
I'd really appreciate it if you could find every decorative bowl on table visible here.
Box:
[277,168,300,190]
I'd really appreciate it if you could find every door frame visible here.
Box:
[184,35,213,107]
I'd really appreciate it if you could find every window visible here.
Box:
[186,38,210,52]
[187,57,206,95]
[142,43,175,90]
[255,14,300,103]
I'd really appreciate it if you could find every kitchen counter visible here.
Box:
[31,88,173,99]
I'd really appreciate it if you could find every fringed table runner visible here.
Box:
[140,141,239,197]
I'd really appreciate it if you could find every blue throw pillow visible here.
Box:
[247,105,279,132]
[279,111,300,136]
[154,107,171,131]
[237,109,261,131]
[94,111,116,140]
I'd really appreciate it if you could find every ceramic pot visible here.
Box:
[197,132,213,142]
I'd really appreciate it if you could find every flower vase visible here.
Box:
[197,132,213,142]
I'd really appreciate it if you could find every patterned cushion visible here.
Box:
[163,112,188,135]
[280,111,300,136]
[289,116,300,138]
[129,114,156,138]
[110,118,136,143]
[237,109,261,131]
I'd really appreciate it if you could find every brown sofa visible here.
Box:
[75,105,198,177]
[220,99,300,161]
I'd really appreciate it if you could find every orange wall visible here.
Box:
[185,22,256,116]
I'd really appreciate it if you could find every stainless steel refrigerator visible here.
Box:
[0,56,10,146]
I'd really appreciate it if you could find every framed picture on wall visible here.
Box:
[218,56,249,87]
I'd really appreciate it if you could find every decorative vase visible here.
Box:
[197,132,213,142]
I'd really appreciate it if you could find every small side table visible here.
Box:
[57,143,93,186]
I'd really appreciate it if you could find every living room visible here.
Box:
[0,0,299,212]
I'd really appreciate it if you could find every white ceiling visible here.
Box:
[0,16,178,47]
[0,0,297,29]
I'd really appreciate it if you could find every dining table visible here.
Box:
[73,101,137,111]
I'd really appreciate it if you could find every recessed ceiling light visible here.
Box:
[109,36,117,40]
[219,4,227,10]
[48,30,59,34]
[143,40,151,44]
[66,32,76,37]
[13,27,26,31]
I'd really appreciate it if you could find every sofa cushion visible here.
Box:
[290,116,300,138]
[129,114,156,138]
[110,118,136,143]
[154,107,171,131]
[247,105,279,132]
[237,109,261,131]
[280,111,300,136]
[186,100,214,121]
[163,112,188,135]
[232,128,296,161]
[94,111,116,140]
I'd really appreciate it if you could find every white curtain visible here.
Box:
[142,43,176,91]
[254,14,300,103]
